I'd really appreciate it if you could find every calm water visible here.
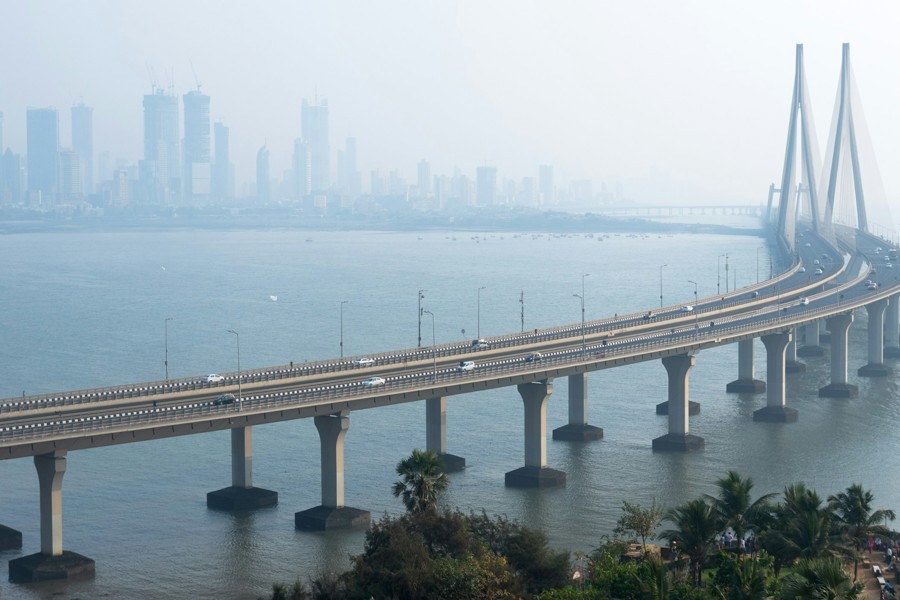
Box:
[1,225,899,600]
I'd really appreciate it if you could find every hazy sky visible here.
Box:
[3,1,900,205]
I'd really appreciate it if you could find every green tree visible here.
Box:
[711,550,774,600]
[706,470,775,554]
[828,483,896,580]
[663,499,722,587]
[392,448,449,514]
[779,556,863,599]
[615,499,665,553]
[761,483,835,574]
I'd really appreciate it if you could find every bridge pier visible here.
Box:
[859,299,889,376]
[9,451,95,583]
[819,313,858,398]
[754,332,798,422]
[505,381,566,487]
[726,338,766,393]
[785,328,806,373]
[552,373,603,441]
[207,426,278,510]
[295,412,370,530]
[798,319,826,357]
[426,397,465,471]
[884,293,900,357]
[653,354,704,451]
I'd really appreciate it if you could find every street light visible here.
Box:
[519,290,525,332]
[725,253,730,293]
[756,247,762,283]
[477,286,486,339]
[164,317,173,381]
[573,293,586,356]
[687,280,698,306]
[227,329,241,400]
[339,300,348,358]
[717,254,726,295]
[686,281,699,335]
[417,290,426,347]
[659,264,667,308]
[423,309,436,382]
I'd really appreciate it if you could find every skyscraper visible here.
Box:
[183,90,210,201]
[538,164,554,206]
[417,160,431,198]
[59,150,83,201]
[143,89,179,203]
[0,149,22,205]
[26,107,59,203]
[476,166,497,206]
[292,139,311,199]
[301,98,329,193]
[212,121,229,201]
[256,145,270,203]
[71,103,93,195]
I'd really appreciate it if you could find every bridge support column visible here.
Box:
[726,338,766,393]
[798,319,826,357]
[505,381,566,487]
[296,412,370,530]
[552,373,603,441]
[785,328,806,373]
[819,313,858,398]
[207,426,278,510]
[754,332,798,422]
[9,451,95,583]
[653,354,704,451]
[426,397,465,471]
[884,293,900,358]
[859,299,889,377]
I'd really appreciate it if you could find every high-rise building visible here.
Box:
[26,107,60,203]
[59,150,83,201]
[71,103,93,195]
[183,90,210,201]
[417,160,431,198]
[301,98,329,192]
[143,89,180,203]
[212,121,229,201]
[0,149,22,205]
[292,139,311,199]
[476,166,497,206]
[256,145,270,203]
[538,164,554,206]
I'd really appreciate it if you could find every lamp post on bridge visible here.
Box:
[725,253,729,293]
[687,280,699,334]
[417,289,426,347]
[573,293,586,357]
[659,264,667,308]
[756,247,762,283]
[477,286,486,339]
[423,309,436,383]
[717,254,726,296]
[340,300,348,358]
[227,329,241,401]
[164,317,173,381]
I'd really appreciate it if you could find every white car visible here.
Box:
[352,357,375,366]
[798,297,809,306]
[525,352,543,362]
[798,267,806,273]
[681,305,694,312]
[471,339,489,350]
[361,376,385,387]
[814,268,824,275]
[206,374,225,383]
[457,361,475,372]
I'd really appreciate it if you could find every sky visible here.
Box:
[2,1,900,206]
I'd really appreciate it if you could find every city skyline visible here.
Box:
[1,2,899,207]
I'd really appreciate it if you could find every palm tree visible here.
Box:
[392,448,449,514]
[828,483,896,580]
[706,470,775,554]
[763,483,835,570]
[662,498,722,586]
[779,556,863,599]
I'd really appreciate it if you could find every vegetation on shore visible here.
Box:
[262,455,894,600]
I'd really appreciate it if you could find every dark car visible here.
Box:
[214,393,237,405]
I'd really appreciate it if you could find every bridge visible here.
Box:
[2,43,898,583]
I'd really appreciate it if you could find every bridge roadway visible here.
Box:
[4,225,900,582]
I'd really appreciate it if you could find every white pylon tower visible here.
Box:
[776,44,823,252]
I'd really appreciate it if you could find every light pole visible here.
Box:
[339,300,348,358]
[519,290,525,332]
[573,293,586,356]
[717,254,726,295]
[477,286,486,339]
[687,280,698,306]
[659,264,667,308]
[417,289,426,347]
[164,317,173,381]
[227,329,241,400]
[687,281,698,334]
[756,247,762,283]
[725,253,729,293]
[423,309,436,382]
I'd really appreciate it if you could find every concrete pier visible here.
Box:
[726,338,766,393]
[885,294,900,358]
[552,373,603,441]
[859,299,889,376]
[0,524,22,550]
[653,354,704,451]
[208,426,278,510]
[798,319,826,357]
[505,381,566,487]
[9,451,95,583]
[295,412,370,530]
[426,397,466,471]
[819,313,858,398]
[785,327,806,373]
[754,332,798,422]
